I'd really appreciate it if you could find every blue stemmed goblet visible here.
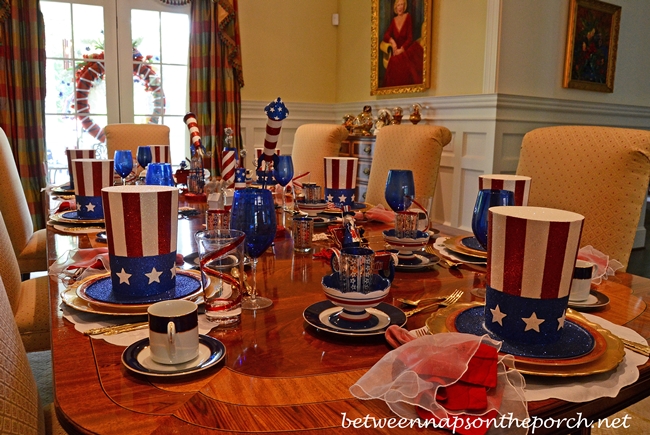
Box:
[136,146,152,169]
[114,150,133,185]
[230,188,277,310]
[384,169,415,212]
[471,189,515,250]
[273,155,294,226]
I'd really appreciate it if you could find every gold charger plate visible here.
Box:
[427,302,625,377]
[76,269,203,311]
[443,235,487,259]
[50,210,104,225]
[321,202,372,214]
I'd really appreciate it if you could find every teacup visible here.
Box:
[322,272,390,328]
[570,260,594,302]
[329,247,375,293]
[148,300,199,365]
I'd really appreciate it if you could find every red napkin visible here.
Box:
[313,248,334,262]
[56,200,76,212]
[385,324,416,348]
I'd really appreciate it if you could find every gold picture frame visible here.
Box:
[371,0,432,96]
[563,0,621,93]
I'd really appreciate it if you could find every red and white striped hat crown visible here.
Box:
[149,145,171,164]
[324,157,358,190]
[71,159,114,197]
[66,148,95,174]
[479,174,531,207]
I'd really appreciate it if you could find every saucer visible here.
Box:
[568,290,610,311]
[95,231,107,243]
[122,335,225,377]
[50,210,104,225]
[76,270,202,308]
[303,301,406,336]
[394,251,440,271]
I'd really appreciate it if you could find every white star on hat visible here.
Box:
[338,194,347,203]
[145,267,162,284]
[490,305,507,326]
[76,203,81,211]
[170,267,176,278]
[557,312,566,330]
[326,194,334,202]
[86,203,96,212]
[351,194,356,202]
[522,312,545,332]
[116,268,132,285]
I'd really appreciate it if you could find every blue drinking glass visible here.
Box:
[273,155,294,225]
[230,188,277,310]
[471,189,515,249]
[136,146,152,170]
[384,169,415,212]
[114,150,133,185]
[145,163,174,186]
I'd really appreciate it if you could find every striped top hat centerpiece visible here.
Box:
[149,145,171,164]
[485,206,584,344]
[324,157,358,207]
[71,159,114,220]
[479,174,531,207]
[101,185,179,299]
[66,148,96,190]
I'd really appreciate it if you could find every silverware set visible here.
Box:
[424,244,459,268]
[83,322,148,336]
[403,289,463,318]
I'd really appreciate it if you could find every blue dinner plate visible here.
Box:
[460,236,486,252]
[454,306,595,359]
[122,335,225,377]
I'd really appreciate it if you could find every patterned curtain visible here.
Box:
[189,0,244,176]
[0,1,47,228]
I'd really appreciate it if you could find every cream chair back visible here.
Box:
[105,123,170,159]
[0,212,23,315]
[0,275,45,434]
[364,124,452,210]
[516,126,650,269]
[290,124,349,187]
[0,127,47,274]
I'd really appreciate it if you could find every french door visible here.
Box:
[42,0,190,182]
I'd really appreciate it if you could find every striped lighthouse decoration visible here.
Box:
[479,174,531,207]
[102,185,179,299]
[70,159,113,220]
[484,206,584,344]
[221,127,237,188]
[259,97,289,169]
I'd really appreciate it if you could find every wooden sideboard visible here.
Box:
[339,135,376,202]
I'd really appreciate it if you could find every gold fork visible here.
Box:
[397,295,447,307]
[404,289,464,317]
[620,338,650,356]
[425,245,459,268]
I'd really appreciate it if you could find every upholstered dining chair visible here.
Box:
[0,212,51,353]
[104,123,170,159]
[364,124,452,210]
[0,276,67,435]
[516,126,650,270]
[0,127,48,275]
[290,124,349,186]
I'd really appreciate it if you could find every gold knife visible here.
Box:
[84,322,148,336]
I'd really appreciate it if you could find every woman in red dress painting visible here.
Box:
[382,0,424,87]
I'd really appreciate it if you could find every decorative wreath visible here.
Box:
[73,47,166,143]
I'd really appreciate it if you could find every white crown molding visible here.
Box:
[483,0,502,94]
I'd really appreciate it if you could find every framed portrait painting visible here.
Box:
[563,0,621,93]
[371,0,432,96]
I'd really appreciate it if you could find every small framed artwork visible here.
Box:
[563,0,621,93]
[371,0,432,96]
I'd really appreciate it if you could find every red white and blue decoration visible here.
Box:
[479,174,531,207]
[254,147,280,184]
[324,157,358,206]
[71,158,114,220]
[101,185,179,299]
[234,167,246,189]
[484,206,584,344]
[66,148,95,190]
[259,97,288,169]
[149,145,171,164]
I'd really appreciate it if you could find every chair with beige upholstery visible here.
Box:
[104,123,170,158]
[290,124,349,186]
[516,126,650,270]
[0,212,51,352]
[0,127,48,275]
[365,124,452,210]
[0,276,67,434]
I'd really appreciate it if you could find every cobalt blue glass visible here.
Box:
[273,155,294,225]
[230,187,277,310]
[384,169,415,212]
[471,189,515,249]
[113,150,133,185]
[145,163,174,186]
[136,146,152,170]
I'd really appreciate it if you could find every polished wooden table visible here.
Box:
[47,204,650,434]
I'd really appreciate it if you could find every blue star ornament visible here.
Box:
[235,169,246,184]
[264,97,289,121]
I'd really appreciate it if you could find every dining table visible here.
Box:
[46,196,650,435]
